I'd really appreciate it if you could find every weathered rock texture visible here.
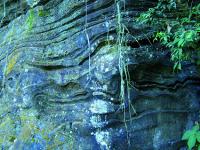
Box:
[0,0,199,149]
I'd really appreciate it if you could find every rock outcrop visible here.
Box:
[0,0,199,149]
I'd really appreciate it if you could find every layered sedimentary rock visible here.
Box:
[0,0,199,149]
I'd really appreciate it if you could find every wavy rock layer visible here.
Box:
[0,0,199,149]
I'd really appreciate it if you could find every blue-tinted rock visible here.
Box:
[0,0,200,149]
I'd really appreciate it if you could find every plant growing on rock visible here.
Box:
[182,123,200,150]
[137,0,200,71]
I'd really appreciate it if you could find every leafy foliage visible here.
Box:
[182,123,200,150]
[137,0,200,71]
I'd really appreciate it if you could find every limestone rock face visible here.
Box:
[0,0,199,149]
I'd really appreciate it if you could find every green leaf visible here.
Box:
[182,130,193,140]
[178,48,183,58]
[187,136,196,150]
[185,31,194,39]
[173,62,178,71]
[178,62,182,70]
[177,39,184,47]
[196,27,200,32]
[198,145,200,150]
[181,17,191,24]
[196,131,200,142]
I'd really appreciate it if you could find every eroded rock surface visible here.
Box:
[0,0,199,149]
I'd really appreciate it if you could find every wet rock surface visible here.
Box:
[0,0,199,149]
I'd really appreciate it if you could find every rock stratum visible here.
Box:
[0,0,199,149]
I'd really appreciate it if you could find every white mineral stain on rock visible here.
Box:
[112,67,118,74]
[22,94,32,108]
[90,100,114,114]
[105,21,109,28]
[90,100,108,114]
[103,85,108,91]
[26,0,40,7]
[90,115,102,128]
[109,36,114,40]
[90,115,109,128]
[104,67,109,72]
[153,129,161,149]
[95,131,110,150]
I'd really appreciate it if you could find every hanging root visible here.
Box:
[115,0,137,146]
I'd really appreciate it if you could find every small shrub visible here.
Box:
[137,1,200,71]
[182,123,200,150]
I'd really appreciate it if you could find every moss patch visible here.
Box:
[5,53,20,76]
